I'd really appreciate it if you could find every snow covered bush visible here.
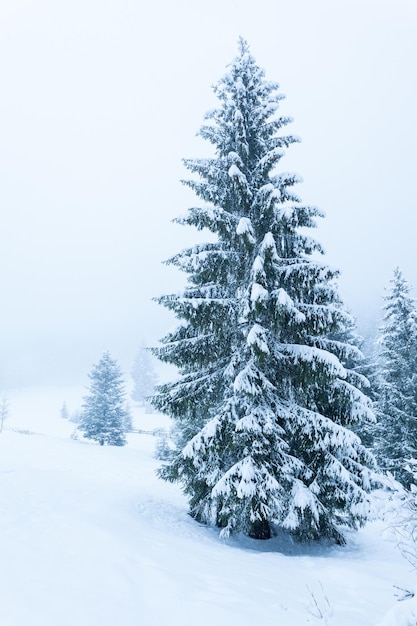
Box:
[388,460,417,569]
[373,467,417,626]
[79,352,130,446]
[153,39,376,542]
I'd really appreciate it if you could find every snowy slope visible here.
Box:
[0,387,415,626]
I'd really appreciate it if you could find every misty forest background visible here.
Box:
[1,0,416,391]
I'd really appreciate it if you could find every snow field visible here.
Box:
[0,387,414,625]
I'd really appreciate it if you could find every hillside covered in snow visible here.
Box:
[0,387,415,626]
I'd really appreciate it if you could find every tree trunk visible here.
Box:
[248,519,271,540]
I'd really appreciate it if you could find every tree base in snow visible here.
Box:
[248,520,271,540]
[290,523,346,546]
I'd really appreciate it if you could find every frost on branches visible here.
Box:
[153,39,376,543]
[80,352,130,446]
[375,268,417,487]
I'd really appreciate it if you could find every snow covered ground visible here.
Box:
[0,387,416,626]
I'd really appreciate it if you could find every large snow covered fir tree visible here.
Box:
[153,39,376,543]
[375,268,417,487]
[80,352,131,446]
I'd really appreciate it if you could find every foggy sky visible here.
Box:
[1,0,416,388]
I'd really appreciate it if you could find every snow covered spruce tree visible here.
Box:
[131,344,158,410]
[375,268,417,487]
[80,352,131,446]
[153,40,376,542]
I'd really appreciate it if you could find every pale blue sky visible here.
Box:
[0,0,416,386]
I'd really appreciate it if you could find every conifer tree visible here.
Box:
[131,344,158,409]
[60,401,69,420]
[330,319,378,449]
[0,395,9,433]
[80,352,130,446]
[153,40,375,542]
[375,268,417,486]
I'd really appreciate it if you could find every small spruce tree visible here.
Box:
[153,40,376,543]
[60,401,69,420]
[375,268,417,486]
[0,395,9,433]
[80,352,130,446]
[131,344,159,410]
